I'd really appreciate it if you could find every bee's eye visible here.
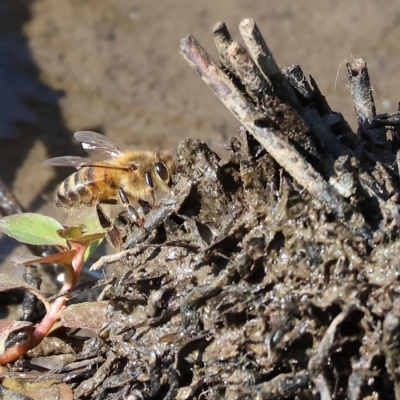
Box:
[154,162,169,181]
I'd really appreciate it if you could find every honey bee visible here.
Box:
[44,131,175,220]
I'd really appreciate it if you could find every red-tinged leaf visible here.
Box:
[11,251,77,287]
[0,213,68,247]
[0,274,50,311]
[60,301,108,334]
[0,320,33,355]
[67,233,105,264]
[12,250,76,268]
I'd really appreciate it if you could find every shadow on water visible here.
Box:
[0,1,81,257]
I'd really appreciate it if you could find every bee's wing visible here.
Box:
[43,156,92,169]
[43,156,132,171]
[74,131,124,159]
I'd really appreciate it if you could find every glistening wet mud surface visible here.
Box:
[2,2,400,399]
[48,126,400,398]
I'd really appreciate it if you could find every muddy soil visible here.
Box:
[1,0,400,265]
[2,1,400,399]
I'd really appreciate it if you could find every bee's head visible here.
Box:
[152,152,175,189]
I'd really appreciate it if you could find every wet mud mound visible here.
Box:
[4,19,400,400]
[71,18,400,395]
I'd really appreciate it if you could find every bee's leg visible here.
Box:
[118,187,144,228]
[96,204,124,248]
[144,172,157,208]
[96,204,111,229]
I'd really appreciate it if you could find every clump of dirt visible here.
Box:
[4,19,400,400]
[55,125,399,399]
[64,23,400,399]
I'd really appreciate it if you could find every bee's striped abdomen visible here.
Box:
[55,167,98,207]
[55,167,119,208]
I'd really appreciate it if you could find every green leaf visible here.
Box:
[84,238,104,262]
[57,224,88,239]
[63,209,106,235]
[0,213,68,247]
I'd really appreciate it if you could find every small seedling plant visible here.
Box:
[0,212,107,365]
